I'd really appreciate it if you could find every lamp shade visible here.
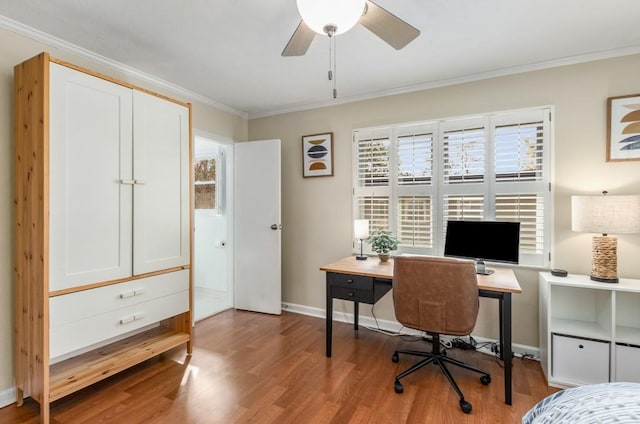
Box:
[354,219,370,239]
[572,194,640,234]
[296,0,366,35]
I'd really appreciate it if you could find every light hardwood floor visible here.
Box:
[1,309,557,423]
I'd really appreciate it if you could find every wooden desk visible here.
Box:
[320,256,522,405]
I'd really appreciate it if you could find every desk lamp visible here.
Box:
[571,191,640,283]
[354,219,370,260]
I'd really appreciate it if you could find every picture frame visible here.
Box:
[302,132,334,177]
[607,93,640,162]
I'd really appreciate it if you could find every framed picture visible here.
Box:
[607,94,640,162]
[302,132,334,177]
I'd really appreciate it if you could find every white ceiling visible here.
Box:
[1,0,640,118]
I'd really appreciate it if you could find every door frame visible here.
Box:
[193,130,234,320]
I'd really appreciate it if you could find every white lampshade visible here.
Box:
[296,0,366,35]
[354,219,370,239]
[572,194,640,234]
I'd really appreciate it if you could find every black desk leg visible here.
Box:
[354,301,359,330]
[326,275,333,357]
[502,293,513,405]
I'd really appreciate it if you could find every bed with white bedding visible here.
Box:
[523,382,640,424]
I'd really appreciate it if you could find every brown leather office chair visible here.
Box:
[391,256,491,414]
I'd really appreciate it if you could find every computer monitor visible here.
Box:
[444,220,521,275]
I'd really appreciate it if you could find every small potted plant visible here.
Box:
[367,229,399,262]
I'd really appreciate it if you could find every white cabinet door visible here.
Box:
[132,91,190,274]
[49,63,133,291]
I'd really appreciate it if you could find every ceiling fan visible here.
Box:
[282,0,420,57]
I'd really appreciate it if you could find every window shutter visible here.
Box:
[355,131,390,188]
[443,195,485,222]
[496,194,544,254]
[396,131,433,186]
[443,127,485,184]
[397,196,432,247]
[356,196,390,233]
[495,121,544,182]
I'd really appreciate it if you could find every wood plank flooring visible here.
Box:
[0,309,558,423]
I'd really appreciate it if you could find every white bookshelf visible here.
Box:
[539,272,640,388]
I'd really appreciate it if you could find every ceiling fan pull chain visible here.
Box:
[333,36,337,98]
[328,35,333,81]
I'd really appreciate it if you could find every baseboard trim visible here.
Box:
[0,387,16,408]
[282,302,540,360]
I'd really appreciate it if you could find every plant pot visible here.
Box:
[378,253,390,262]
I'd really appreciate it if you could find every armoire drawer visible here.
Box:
[50,289,189,360]
[50,269,189,327]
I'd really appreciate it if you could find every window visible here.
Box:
[353,107,552,267]
[194,158,217,210]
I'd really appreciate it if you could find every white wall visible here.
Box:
[248,54,640,350]
[0,26,247,404]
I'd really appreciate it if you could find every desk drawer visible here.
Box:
[331,286,374,303]
[329,273,373,291]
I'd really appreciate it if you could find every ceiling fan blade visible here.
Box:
[360,1,420,50]
[282,20,316,56]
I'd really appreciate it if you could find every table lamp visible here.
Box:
[354,219,370,260]
[571,191,640,283]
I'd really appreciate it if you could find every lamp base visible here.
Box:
[590,275,619,283]
[355,254,368,260]
[591,235,618,283]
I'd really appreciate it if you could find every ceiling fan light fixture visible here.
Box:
[296,0,366,36]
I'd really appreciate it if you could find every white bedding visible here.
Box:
[523,382,640,424]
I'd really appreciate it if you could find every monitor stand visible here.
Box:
[475,260,494,275]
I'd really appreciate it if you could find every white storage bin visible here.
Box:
[552,334,609,384]
[615,344,640,383]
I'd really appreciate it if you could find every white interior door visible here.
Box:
[234,139,282,315]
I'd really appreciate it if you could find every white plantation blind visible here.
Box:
[353,107,552,267]
[397,196,432,247]
[356,195,389,234]
[495,121,544,182]
[397,131,433,186]
[443,195,485,222]
[356,129,390,188]
[443,127,485,184]
[496,194,544,254]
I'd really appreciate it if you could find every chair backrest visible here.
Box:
[393,256,479,336]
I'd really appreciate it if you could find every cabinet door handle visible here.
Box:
[120,179,135,185]
[134,180,145,185]
[578,344,584,349]
[348,292,355,297]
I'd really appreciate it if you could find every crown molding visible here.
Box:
[249,45,640,119]
[0,15,248,119]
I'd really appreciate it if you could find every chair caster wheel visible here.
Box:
[394,380,404,394]
[391,352,399,363]
[480,375,491,385]
[460,399,472,414]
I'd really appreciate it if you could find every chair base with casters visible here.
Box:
[391,333,491,414]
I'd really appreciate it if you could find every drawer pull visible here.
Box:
[120,288,144,299]
[346,279,354,284]
[348,292,355,297]
[579,344,584,349]
[119,313,144,325]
